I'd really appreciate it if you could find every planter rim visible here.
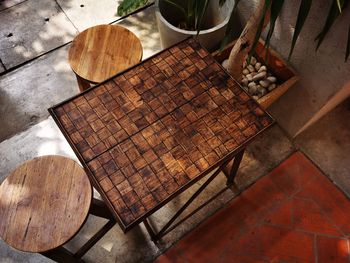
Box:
[155,0,231,35]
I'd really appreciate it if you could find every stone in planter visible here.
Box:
[212,39,299,109]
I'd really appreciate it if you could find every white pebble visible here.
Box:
[252,95,259,100]
[247,65,255,73]
[259,80,270,88]
[246,74,253,81]
[222,59,229,69]
[255,62,262,71]
[268,84,277,91]
[250,56,257,65]
[267,76,277,83]
[252,71,267,82]
[242,69,250,75]
[241,78,248,86]
[249,86,258,95]
[248,82,256,88]
[260,88,267,96]
[258,65,267,73]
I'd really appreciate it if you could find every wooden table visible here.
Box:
[50,38,274,241]
[68,25,143,92]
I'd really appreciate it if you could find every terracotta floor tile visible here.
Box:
[268,152,318,196]
[296,172,350,235]
[257,225,315,263]
[292,198,342,236]
[236,175,288,225]
[264,201,293,227]
[317,236,349,263]
[218,254,268,263]
[156,152,350,263]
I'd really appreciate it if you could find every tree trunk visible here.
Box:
[226,0,271,80]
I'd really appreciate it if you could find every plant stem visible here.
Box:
[226,0,271,80]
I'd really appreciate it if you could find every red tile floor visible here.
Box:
[156,152,350,263]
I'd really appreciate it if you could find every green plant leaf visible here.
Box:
[288,0,312,60]
[265,0,284,60]
[315,1,342,50]
[248,0,271,63]
[117,0,148,16]
[337,0,345,12]
[195,0,209,32]
[187,0,195,28]
[346,23,350,61]
[220,0,241,50]
[219,0,227,6]
[162,0,187,17]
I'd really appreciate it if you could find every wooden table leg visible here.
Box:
[76,75,91,92]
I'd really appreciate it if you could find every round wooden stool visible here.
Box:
[0,156,116,263]
[68,24,143,92]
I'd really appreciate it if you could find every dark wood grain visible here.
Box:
[0,156,92,253]
[51,38,274,231]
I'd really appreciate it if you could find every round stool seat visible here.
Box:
[68,24,143,84]
[0,156,92,253]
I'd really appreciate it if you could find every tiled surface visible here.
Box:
[52,39,273,230]
[156,152,350,263]
[0,0,77,69]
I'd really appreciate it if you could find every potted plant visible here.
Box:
[118,0,349,107]
[118,0,236,50]
[217,0,349,107]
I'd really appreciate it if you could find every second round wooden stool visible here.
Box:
[68,24,143,92]
[0,155,116,263]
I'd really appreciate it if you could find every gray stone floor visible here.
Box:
[0,0,349,262]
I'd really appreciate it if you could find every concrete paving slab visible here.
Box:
[0,118,293,263]
[0,0,78,69]
[236,124,296,190]
[0,117,77,183]
[0,44,79,142]
[116,5,161,59]
[0,0,27,11]
[56,0,123,32]
[56,0,155,32]
[296,98,350,197]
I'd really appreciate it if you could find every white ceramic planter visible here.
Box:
[155,0,234,51]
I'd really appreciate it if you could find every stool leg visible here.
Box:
[76,75,90,92]
[89,198,115,220]
[41,247,83,263]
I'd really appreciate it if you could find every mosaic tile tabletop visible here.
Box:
[50,38,274,231]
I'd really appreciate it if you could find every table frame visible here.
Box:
[142,148,245,241]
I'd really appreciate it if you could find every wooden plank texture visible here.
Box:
[0,156,92,253]
[68,24,143,84]
[51,38,274,231]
